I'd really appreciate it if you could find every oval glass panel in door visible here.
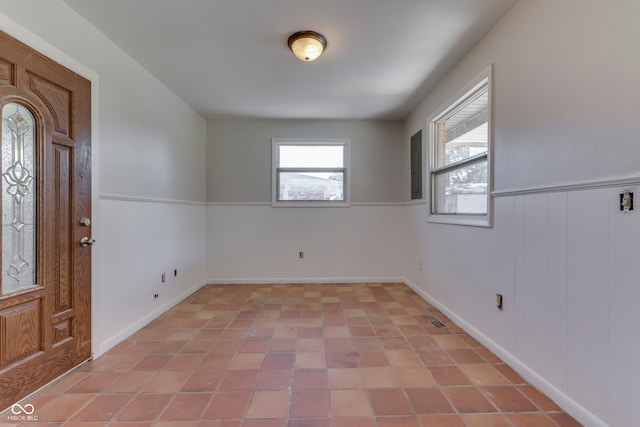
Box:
[1,103,36,295]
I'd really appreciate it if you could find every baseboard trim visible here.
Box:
[402,278,608,427]
[206,277,405,285]
[96,280,207,356]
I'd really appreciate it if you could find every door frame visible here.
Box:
[0,16,100,358]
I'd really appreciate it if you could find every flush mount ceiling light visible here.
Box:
[288,30,327,62]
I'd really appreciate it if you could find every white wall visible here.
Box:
[207,204,404,283]
[207,119,405,283]
[0,0,208,356]
[403,1,640,426]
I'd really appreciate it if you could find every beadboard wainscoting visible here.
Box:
[402,184,640,427]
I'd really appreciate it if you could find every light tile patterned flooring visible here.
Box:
[4,283,581,426]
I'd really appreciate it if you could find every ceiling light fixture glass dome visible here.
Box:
[288,31,327,62]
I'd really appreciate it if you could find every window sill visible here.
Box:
[272,200,351,208]
[427,213,492,228]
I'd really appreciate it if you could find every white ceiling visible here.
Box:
[63,0,517,120]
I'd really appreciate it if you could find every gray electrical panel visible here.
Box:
[411,130,422,200]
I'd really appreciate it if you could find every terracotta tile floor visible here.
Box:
[3,283,582,426]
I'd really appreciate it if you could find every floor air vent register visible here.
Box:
[423,314,448,329]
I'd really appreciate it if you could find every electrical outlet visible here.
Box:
[496,293,503,310]
[620,190,634,212]
[161,273,166,283]
[174,269,178,277]
[154,293,159,299]
[299,251,304,259]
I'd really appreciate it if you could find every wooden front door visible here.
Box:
[0,30,92,409]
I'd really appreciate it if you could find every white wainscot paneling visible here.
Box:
[490,196,516,353]
[545,192,569,391]
[95,198,207,355]
[608,186,640,427]
[512,192,570,392]
[567,188,610,422]
[206,204,404,283]
[412,188,619,426]
[514,194,549,375]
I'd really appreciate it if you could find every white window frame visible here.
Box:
[271,138,351,207]
[427,65,493,227]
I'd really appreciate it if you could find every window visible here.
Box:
[272,138,350,206]
[429,66,492,226]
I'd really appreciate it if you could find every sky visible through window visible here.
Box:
[279,145,343,168]
[276,144,345,201]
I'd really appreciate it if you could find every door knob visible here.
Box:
[80,237,96,247]
[79,217,91,226]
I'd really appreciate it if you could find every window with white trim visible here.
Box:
[272,138,350,206]
[429,67,492,226]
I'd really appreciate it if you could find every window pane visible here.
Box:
[2,103,37,295]
[278,171,344,201]
[436,90,488,168]
[433,161,487,214]
[279,145,344,168]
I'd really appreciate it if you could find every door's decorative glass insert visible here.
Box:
[1,103,36,295]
